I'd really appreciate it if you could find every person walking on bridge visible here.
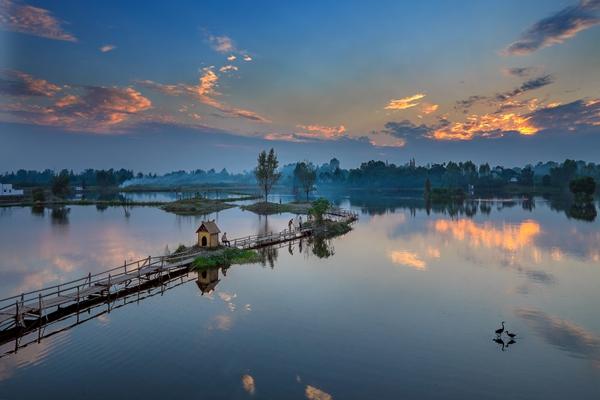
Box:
[288,219,294,232]
[222,232,230,247]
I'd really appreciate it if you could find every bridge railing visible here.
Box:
[0,207,359,320]
[0,249,206,318]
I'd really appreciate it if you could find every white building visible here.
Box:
[0,183,24,197]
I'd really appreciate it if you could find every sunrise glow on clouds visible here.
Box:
[0,0,599,165]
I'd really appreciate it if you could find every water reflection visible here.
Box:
[1,195,600,398]
[433,219,540,252]
[516,308,600,367]
[50,207,70,225]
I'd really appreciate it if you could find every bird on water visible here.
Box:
[495,321,505,336]
[506,330,517,339]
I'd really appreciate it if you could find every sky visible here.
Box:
[1,0,599,172]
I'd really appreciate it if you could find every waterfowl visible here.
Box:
[506,330,517,339]
[495,321,505,336]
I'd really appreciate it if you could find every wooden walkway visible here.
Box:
[0,208,358,335]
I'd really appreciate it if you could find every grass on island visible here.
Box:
[240,201,312,215]
[160,198,236,215]
[311,219,353,238]
[192,248,261,270]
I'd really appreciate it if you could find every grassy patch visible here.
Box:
[161,198,235,215]
[312,220,353,238]
[192,248,261,270]
[240,201,312,215]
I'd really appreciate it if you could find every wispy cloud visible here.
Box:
[420,103,439,114]
[0,0,77,41]
[502,66,541,78]
[99,44,116,53]
[296,124,346,140]
[385,93,425,110]
[138,67,270,123]
[504,0,600,55]
[219,65,238,73]
[0,69,61,97]
[455,75,554,112]
[0,73,153,133]
[207,34,235,54]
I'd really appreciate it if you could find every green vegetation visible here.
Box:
[312,219,352,238]
[51,170,70,198]
[428,188,466,203]
[173,244,188,254]
[160,198,235,215]
[32,188,45,202]
[241,201,312,215]
[569,176,596,199]
[308,198,331,222]
[293,162,317,200]
[192,248,261,270]
[254,148,281,202]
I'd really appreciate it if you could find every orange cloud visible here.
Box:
[385,93,425,110]
[1,69,61,97]
[434,219,541,252]
[389,250,427,270]
[242,375,255,394]
[305,385,332,400]
[1,85,153,133]
[431,112,539,140]
[138,67,270,123]
[0,0,77,41]
[421,102,439,114]
[296,124,346,140]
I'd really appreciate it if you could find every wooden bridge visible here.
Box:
[0,208,357,339]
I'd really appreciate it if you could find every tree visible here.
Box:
[520,166,534,186]
[424,177,431,200]
[254,148,281,202]
[569,176,596,199]
[32,187,45,202]
[293,162,317,200]
[308,197,330,223]
[51,170,70,197]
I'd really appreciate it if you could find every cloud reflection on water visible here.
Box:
[516,308,600,367]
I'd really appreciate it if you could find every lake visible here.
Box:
[0,195,599,399]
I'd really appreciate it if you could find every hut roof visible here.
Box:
[196,220,221,234]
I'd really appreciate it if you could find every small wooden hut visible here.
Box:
[196,220,221,248]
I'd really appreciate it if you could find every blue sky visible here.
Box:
[1,0,599,172]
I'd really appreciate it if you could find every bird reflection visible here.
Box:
[492,337,506,351]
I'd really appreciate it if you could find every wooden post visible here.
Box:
[38,293,42,316]
[14,299,19,327]
[88,272,91,288]
[124,260,127,274]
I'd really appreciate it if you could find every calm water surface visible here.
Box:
[0,196,599,399]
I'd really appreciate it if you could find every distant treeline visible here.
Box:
[0,168,136,188]
[2,158,600,192]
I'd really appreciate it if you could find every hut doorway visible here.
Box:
[201,236,207,246]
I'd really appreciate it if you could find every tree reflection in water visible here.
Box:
[50,207,70,224]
